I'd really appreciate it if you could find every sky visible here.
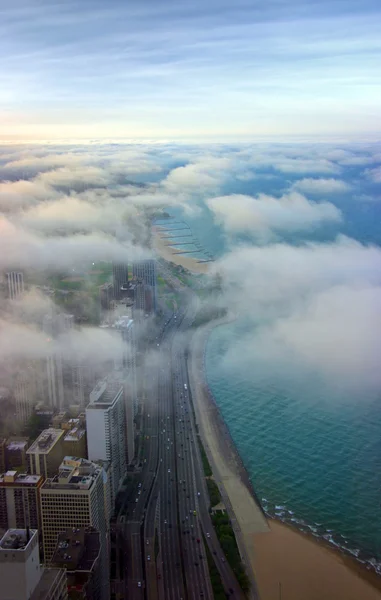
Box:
[1,0,381,140]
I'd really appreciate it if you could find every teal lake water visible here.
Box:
[205,321,381,570]
[160,169,381,572]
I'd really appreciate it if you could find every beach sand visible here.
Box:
[252,519,381,600]
[152,227,210,274]
[154,233,381,600]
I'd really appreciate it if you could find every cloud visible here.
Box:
[18,195,134,234]
[365,166,381,183]
[0,214,148,272]
[292,178,351,194]
[213,237,381,394]
[162,157,232,192]
[207,192,341,238]
[0,179,56,212]
[247,154,341,175]
[1,152,86,176]
[35,166,113,189]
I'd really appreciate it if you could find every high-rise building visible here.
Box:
[132,260,157,311]
[0,438,7,472]
[62,427,87,460]
[51,527,101,600]
[0,471,44,531]
[40,457,110,599]
[27,429,66,479]
[99,283,114,311]
[112,263,128,301]
[13,361,42,425]
[5,438,29,471]
[114,317,137,406]
[6,271,24,300]
[86,377,127,508]
[131,281,148,320]
[0,529,67,600]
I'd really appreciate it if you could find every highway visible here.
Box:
[117,297,246,600]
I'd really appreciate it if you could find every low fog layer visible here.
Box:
[1,141,380,401]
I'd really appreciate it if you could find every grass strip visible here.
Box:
[212,511,250,595]
[203,534,226,600]
[198,436,213,476]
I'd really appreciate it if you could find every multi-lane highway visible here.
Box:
[117,298,246,600]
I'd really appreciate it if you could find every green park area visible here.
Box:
[204,535,226,600]
[212,511,250,594]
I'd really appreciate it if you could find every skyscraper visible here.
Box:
[27,429,66,479]
[0,529,67,600]
[6,271,24,300]
[51,527,101,600]
[86,376,127,507]
[42,312,85,410]
[112,263,128,301]
[40,457,109,599]
[0,471,44,531]
[132,259,157,311]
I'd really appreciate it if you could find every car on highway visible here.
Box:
[206,532,210,538]
[138,581,142,588]
[147,555,151,561]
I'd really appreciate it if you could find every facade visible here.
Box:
[5,438,29,471]
[86,377,127,507]
[27,429,66,479]
[112,263,128,301]
[40,457,109,599]
[99,283,114,310]
[0,471,44,531]
[42,313,85,410]
[131,281,148,320]
[6,271,24,300]
[62,427,87,460]
[14,362,41,425]
[0,438,6,472]
[51,527,101,599]
[132,260,157,312]
[0,529,67,600]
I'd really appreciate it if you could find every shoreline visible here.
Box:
[187,318,381,600]
[153,229,381,599]
[188,316,269,600]
[152,226,211,274]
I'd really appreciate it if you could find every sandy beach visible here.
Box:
[152,226,210,274]
[252,519,381,600]
[188,320,381,600]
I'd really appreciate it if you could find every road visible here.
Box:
[117,296,245,599]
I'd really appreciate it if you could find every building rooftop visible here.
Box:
[51,527,100,573]
[30,567,66,600]
[0,471,43,486]
[27,429,64,455]
[64,427,86,443]
[88,376,123,408]
[42,457,102,492]
[6,440,28,451]
[0,529,37,551]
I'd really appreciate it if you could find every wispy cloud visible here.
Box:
[1,1,381,138]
